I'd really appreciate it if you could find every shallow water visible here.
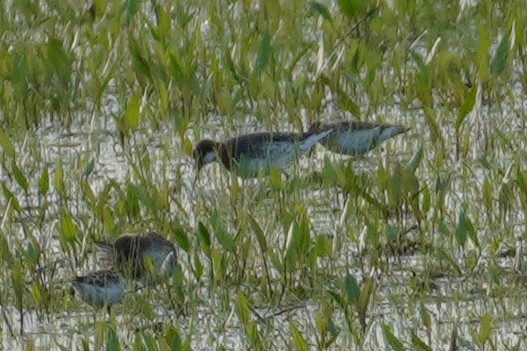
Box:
[1,92,527,350]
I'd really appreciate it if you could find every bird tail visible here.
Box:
[379,125,410,141]
[300,129,333,153]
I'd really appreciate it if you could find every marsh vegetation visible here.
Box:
[0,0,526,349]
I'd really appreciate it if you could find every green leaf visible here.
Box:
[490,34,509,76]
[309,2,332,21]
[475,27,490,81]
[420,303,431,330]
[291,324,309,351]
[12,261,24,308]
[60,211,78,244]
[411,332,432,351]
[358,277,374,330]
[406,146,423,174]
[488,265,500,286]
[125,95,141,130]
[344,273,360,304]
[54,163,64,194]
[2,183,21,212]
[455,211,478,248]
[215,227,236,253]
[339,94,361,116]
[130,39,152,81]
[165,327,183,351]
[235,291,250,324]
[315,235,332,257]
[39,167,49,195]
[248,215,268,253]
[172,222,190,252]
[197,222,211,254]
[128,183,156,211]
[456,87,477,130]
[338,0,369,19]
[105,325,121,351]
[124,0,139,25]
[476,314,492,344]
[253,32,272,75]
[11,160,28,191]
[0,128,15,157]
[423,107,441,143]
[141,333,156,351]
[47,38,71,86]
[382,324,405,351]
[84,158,96,177]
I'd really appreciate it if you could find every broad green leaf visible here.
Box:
[125,95,141,130]
[476,314,492,344]
[456,87,477,130]
[411,332,432,351]
[0,233,14,266]
[39,167,49,195]
[476,26,490,81]
[31,282,43,306]
[269,167,282,190]
[47,38,71,86]
[423,107,441,143]
[142,333,156,351]
[235,291,250,324]
[165,327,183,351]
[84,158,96,177]
[128,183,156,210]
[11,160,28,191]
[2,183,21,212]
[328,290,346,311]
[491,34,509,76]
[212,249,223,282]
[0,128,15,157]
[54,163,64,194]
[105,326,121,351]
[253,32,272,75]
[193,252,203,280]
[315,235,332,257]
[248,215,268,253]
[382,324,405,351]
[173,222,191,252]
[358,277,374,330]
[130,39,152,81]
[215,227,236,253]
[197,222,211,254]
[455,211,478,248]
[60,211,78,244]
[420,303,431,330]
[338,0,369,18]
[406,146,423,174]
[344,273,360,304]
[291,324,309,351]
[12,261,24,308]
[125,0,139,25]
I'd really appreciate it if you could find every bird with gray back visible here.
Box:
[71,270,124,313]
[96,232,178,285]
[308,121,410,156]
[193,129,333,179]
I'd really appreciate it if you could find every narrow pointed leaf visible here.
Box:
[344,273,360,304]
[0,128,15,157]
[382,324,405,351]
[490,34,509,76]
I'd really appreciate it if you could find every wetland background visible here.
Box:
[1,0,527,349]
